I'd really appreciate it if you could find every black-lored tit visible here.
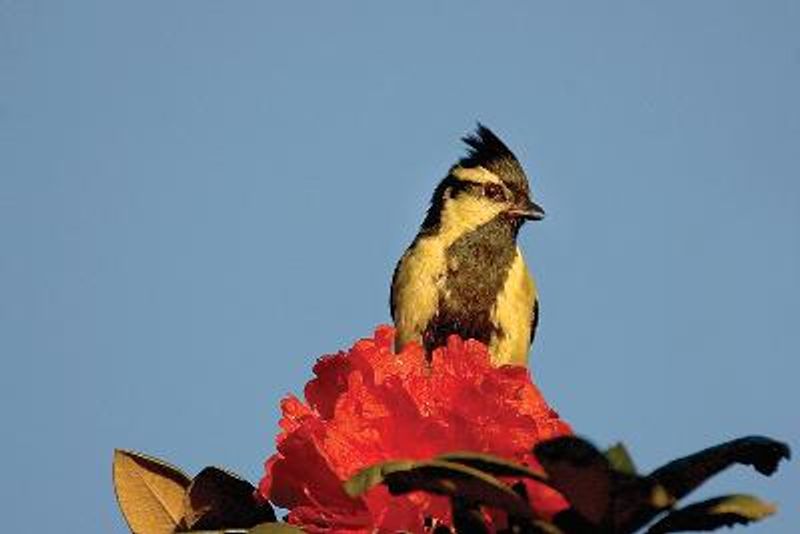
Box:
[390,124,545,366]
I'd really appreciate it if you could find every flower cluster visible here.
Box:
[259,326,572,533]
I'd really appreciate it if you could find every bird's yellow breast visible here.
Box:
[392,193,500,352]
[393,240,538,366]
[489,248,537,366]
[391,236,446,351]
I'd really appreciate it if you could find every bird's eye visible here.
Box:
[483,183,506,202]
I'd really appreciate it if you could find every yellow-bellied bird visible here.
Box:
[391,124,545,366]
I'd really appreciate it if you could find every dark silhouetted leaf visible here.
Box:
[386,460,533,518]
[528,520,568,534]
[552,508,600,534]
[345,436,789,534]
[113,449,191,534]
[535,437,675,532]
[611,476,675,533]
[605,443,638,476]
[437,451,549,482]
[646,494,776,533]
[248,523,307,533]
[648,436,790,501]
[451,497,490,534]
[184,466,275,530]
[181,523,304,533]
[345,459,532,518]
[534,436,613,525]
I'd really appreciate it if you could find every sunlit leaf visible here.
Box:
[648,436,790,501]
[605,442,638,475]
[343,459,416,498]
[646,494,776,533]
[184,466,275,530]
[113,449,191,534]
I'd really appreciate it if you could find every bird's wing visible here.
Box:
[530,297,540,347]
[389,255,402,321]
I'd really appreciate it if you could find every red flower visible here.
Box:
[259,326,572,533]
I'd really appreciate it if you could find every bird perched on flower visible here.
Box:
[391,124,545,366]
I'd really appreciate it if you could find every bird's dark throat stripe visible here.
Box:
[422,216,517,352]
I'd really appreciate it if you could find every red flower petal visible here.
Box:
[260,326,573,532]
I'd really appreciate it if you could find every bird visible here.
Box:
[390,124,545,367]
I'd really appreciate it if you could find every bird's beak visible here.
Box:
[508,198,545,221]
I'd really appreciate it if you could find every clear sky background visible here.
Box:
[1,2,798,532]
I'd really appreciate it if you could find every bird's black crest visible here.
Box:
[459,123,516,168]
[458,123,529,189]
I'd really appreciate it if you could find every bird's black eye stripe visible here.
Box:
[448,178,480,197]
[447,178,507,201]
[483,183,506,202]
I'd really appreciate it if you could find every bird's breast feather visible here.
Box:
[392,237,447,349]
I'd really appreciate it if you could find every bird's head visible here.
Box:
[421,124,544,239]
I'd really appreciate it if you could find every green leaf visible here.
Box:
[648,436,790,501]
[343,459,417,497]
[113,449,191,534]
[436,451,549,482]
[605,442,638,475]
[184,466,275,530]
[646,494,777,533]
[345,459,532,518]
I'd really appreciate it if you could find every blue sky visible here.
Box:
[1,2,798,532]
